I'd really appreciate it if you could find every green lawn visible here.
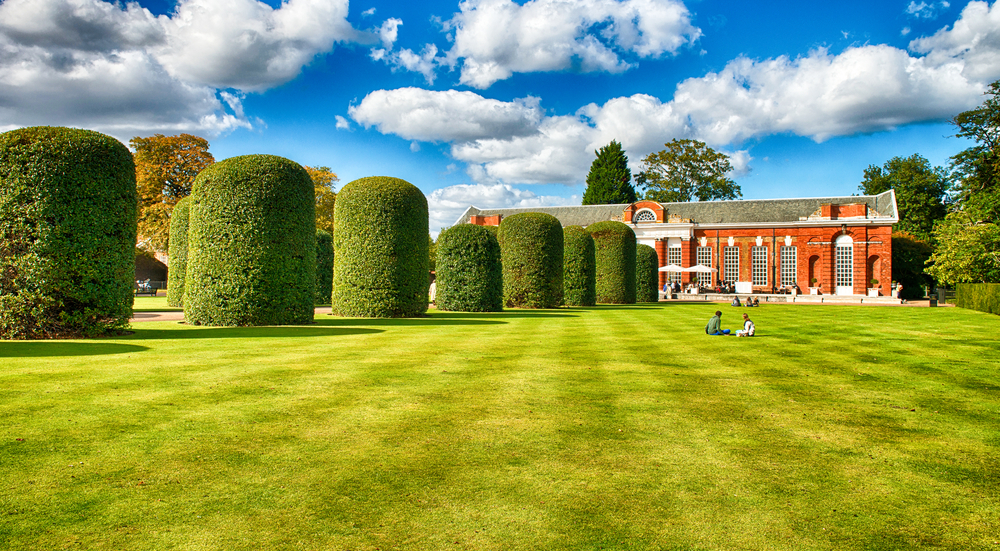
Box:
[1,303,998,550]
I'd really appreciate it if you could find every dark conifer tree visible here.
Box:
[582,140,636,205]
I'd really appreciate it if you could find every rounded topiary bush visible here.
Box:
[586,221,636,304]
[333,176,428,317]
[166,196,191,307]
[436,224,502,312]
[498,213,563,308]
[562,225,596,306]
[0,126,137,339]
[636,243,660,303]
[315,229,334,305]
[184,155,315,326]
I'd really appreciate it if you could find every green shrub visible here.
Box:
[498,213,563,308]
[0,126,137,339]
[636,244,659,303]
[956,283,1000,316]
[436,224,503,312]
[562,225,596,306]
[315,229,334,305]
[333,176,428,317]
[586,221,636,304]
[166,197,191,307]
[184,155,315,326]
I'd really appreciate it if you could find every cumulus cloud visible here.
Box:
[0,0,383,139]
[427,183,580,234]
[909,0,1000,83]
[335,115,351,130]
[352,3,1000,187]
[372,0,700,88]
[349,87,543,142]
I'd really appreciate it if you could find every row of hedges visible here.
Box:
[166,196,191,307]
[636,244,659,303]
[0,127,137,339]
[956,283,1000,316]
[184,155,316,326]
[563,225,596,306]
[436,224,503,312]
[333,176,429,317]
[498,213,564,308]
[315,230,334,305]
[586,221,636,304]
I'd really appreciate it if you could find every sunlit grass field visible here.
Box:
[2,303,998,550]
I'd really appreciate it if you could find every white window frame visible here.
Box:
[696,246,713,286]
[780,246,797,286]
[752,246,768,287]
[633,209,656,223]
[835,235,854,292]
[723,246,739,283]
[667,246,682,284]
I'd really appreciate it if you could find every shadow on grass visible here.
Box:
[315,316,506,327]
[0,342,150,358]
[128,326,384,340]
[568,304,668,311]
[429,310,577,319]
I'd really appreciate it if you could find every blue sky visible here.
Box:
[2,0,998,233]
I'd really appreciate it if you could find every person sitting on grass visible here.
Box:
[731,295,741,307]
[705,310,731,335]
[737,312,755,337]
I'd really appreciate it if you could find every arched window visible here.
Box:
[633,209,656,223]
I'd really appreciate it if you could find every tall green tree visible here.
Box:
[927,80,1000,285]
[949,79,1000,222]
[858,154,950,242]
[582,140,636,205]
[636,139,741,202]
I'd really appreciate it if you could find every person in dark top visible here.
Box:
[705,311,730,335]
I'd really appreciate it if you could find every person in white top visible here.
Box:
[737,312,755,337]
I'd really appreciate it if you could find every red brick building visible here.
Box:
[457,190,898,297]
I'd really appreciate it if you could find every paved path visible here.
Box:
[131,307,335,323]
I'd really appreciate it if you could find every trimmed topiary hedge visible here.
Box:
[166,196,191,307]
[636,243,659,303]
[498,213,563,308]
[333,176,428,317]
[586,221,636,304]
[562,225,596,306]
[436,224,503,312]
[0,126,137,339]
[184,155,315,326]
[956,283,1000,316]
[315,229,334,305]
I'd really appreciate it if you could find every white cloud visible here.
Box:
[352,0,1000,187]
[349,87,543,142]
[906,1,950,19]
[0,0,384,139]
[372,43,440,83]
[335,115,351,130]
[378,17,401,49]
[154,0,377,91]
[362,7,376,17]
[373,0,700,88]
[909,0,1000,83]
[427,182,580,234]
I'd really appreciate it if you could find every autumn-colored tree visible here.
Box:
[131,134,214,253]
[305,165,339,235]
